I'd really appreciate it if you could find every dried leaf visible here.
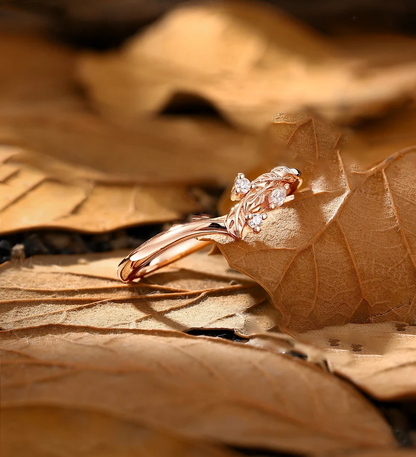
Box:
[0,33,262,238]
[1,405,241,457]
[0,249,275,333]
[78,1,416,132]
[0,32,85,115]
[0,33,258,187]
[0,326,395,454]
[210,113,416,332]
[294,322,416,401]
[0,112,258,186]
[0,146,201,234]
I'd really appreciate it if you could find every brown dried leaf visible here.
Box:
[78,1,416,132]
[0,35,257,233]
[2,405,241,457]
[0,33,85,115]
[0,112,258,186]
[0,32,258,187]
[210,113,416,332]
[0,146,200,234]
[0,249,275,333]
[294,322,416,401]
[0,326,395,454]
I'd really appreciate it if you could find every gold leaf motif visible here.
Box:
[226,166,301,238]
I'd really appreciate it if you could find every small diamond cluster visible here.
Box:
[232,171,290,233]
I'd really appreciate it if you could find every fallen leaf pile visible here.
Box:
[2,0,416,455]
[0,33,258,234]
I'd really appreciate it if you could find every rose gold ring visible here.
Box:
[117,166,302,282]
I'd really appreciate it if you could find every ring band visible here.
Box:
[118,166,302,282]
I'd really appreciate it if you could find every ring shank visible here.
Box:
[118,167,302,282]
[117,218,232,282]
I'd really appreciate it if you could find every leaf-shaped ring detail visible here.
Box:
[117,166,302,281]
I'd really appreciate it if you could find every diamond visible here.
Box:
[269,187,286,208]
[235,177,251,194]
[248,213,263,230]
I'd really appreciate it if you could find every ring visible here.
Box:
[117,166,302,282]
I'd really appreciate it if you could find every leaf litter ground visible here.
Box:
[2,0,416,454]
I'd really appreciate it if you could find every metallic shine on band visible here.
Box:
[117,166,302,282]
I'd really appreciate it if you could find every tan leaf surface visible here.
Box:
[0,249,276,333]
[294,322,416,401]
[78,1,416,132]
[209,113,416,332]
[0,112,258,186]
[1,405,242,457]
[0,33,85,115]
[0,326,395,454]
[1,405,240,457]
[0,146,203,234]
[0,32,258,188]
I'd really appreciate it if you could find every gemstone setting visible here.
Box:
[235,176,251,194]
[227,165,301,238]
[269,186,286,209]
[247,212,268,232]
